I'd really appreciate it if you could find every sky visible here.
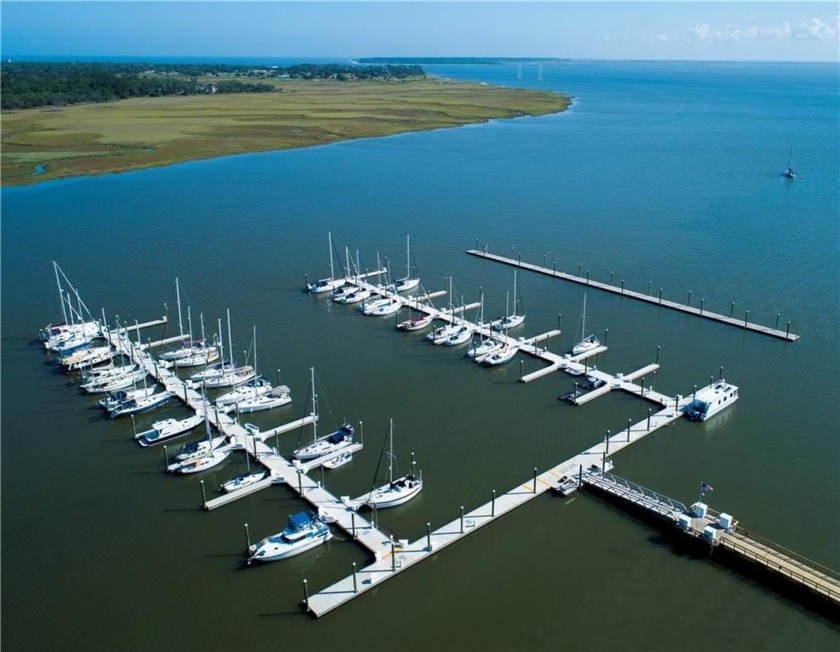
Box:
[2,2,838,62]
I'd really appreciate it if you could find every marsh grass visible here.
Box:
[1,78,570,185]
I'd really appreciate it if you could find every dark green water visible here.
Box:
[2,61,838,650]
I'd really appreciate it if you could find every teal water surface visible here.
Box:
[2,60,838,650]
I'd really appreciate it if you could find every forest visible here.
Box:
[0,62,425,110]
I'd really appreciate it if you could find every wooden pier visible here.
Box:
[581,472,840,606]
[466,249,800,342]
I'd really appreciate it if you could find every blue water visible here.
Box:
[2,60,839,650]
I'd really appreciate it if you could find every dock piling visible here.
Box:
[351,512,356,540]
[491,490,496,517]
[700,298,704,314]
[391,540,396,571]
[745,310,750,328]
[647,409,652,430]
[605,432,610,455]
[303,579,309,611]
[352,562,357,593]
[533,467,538,493]
[244,523,251,550]
[627,419,631,441]
[163,445,168,467]
[688,290,691,306]
[130,414,136,439]
[426,523,431,551]
[460,506,464,533]
[200,480,206,505]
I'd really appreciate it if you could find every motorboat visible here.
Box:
[247,511,332,563]
[682,380,739,421]
[136,413,205,447]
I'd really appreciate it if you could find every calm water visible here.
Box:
[2,61,838,650]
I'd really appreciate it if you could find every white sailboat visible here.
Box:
[308,232,346,294]
[391,234,420,292]
[571,293,600,355]
[41,262,101,352]
[491,270,525,331]
[167,389,231,474]
[480,342,518,366]
[191,311,256,388]
[469,292,504,359]
[292,368,354,461]
[363,418,422,510]
[230,327,292,413]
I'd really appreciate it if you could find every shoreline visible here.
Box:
[1,78,571,186]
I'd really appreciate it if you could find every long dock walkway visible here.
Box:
[581,472,840,605]
[305,392,690,617]
[466,249,799,342]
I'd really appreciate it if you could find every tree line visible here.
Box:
[0,62,425,110]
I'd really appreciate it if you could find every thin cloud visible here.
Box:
[689,17,838,42]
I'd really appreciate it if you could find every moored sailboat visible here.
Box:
[362,418,422,510]
[571,293,600,355]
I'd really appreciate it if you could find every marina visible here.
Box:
[4,58,837,652]
[29,256,836,620]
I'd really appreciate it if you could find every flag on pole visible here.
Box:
[700,481,714,494]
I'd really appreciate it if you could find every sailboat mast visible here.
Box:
[217,317,225,366]
[252,325,258,398]
[406,235,411,279]
[53,261,69,324]
[226,308,234,367]
[582,293,588,336]
[388,418,394,484]
[328,232,335,281]
[513,270,518,314]
[175,277,184,338]
[310,367,317,440]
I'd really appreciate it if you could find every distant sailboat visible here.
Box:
[784,143,795,179]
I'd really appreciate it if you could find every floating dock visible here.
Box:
[466,249,799,342]
[77,267,825,619]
